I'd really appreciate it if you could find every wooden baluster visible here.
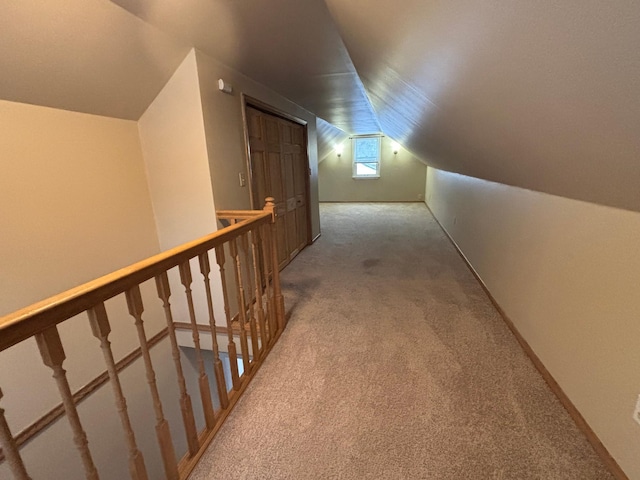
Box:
[198,253,230,410]
[0,388,31,480]
[241,233,260,362]
[178,262,216,430]
[215,245,241,391]
[229,238,251,375]
[35,326,99,480]
[125,286,178,480]
[155,273,199,456]
[87,303,149,480]
[259,222,275,345]
[264,197,286,332]
[250,228,268,356]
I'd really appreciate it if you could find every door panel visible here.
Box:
[283,151,295,204]
[291,141,307,253]
[265,117,279,144]
[292,124,304,145]
[251,150,267,208]
[286,209,298,258]
[275,213,288,267]
[297,205,307,251]
[267,151,284,202]
[281,123,292,144]
[247,110,262,139]
[291,125,308,251]
[246,106,310,270]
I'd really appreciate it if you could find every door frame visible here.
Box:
[240,94,312,248]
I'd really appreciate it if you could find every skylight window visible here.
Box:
[352,136,381,178]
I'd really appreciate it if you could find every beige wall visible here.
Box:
[138,48,227,342]
[0,100,159,314]
[0,99,182,479]
[195,49,321,239]
[426,167,640,479]
[139,49,217,251]
[319,136,427,202]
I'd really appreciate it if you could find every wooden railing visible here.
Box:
[0,199,285,479]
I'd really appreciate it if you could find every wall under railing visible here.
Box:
[0,199,285,480]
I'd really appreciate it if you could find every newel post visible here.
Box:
[264,197,286,330]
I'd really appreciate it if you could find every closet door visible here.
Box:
[291,124,308,253]
[246,106,310,269]
[281,121,301,258]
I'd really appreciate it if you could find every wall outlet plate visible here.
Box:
[633,395,640,426]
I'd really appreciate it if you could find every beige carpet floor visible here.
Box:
[190,203,613,480]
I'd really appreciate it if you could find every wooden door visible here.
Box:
[246,106,310,269]
[290,123,308,253]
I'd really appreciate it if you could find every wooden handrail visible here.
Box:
[215,210,264,220]
[0,197,287,480]
[0,211,271,352]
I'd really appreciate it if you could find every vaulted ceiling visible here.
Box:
[1,1,638,212]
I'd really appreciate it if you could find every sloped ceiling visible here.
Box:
[317,118,351,163]
[111,0,381,134]
[1,1,638,212]
[323,0,640,212]
[0,0,189,119]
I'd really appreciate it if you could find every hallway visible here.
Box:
[191,203,611,479]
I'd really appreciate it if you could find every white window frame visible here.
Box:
[352,135,381,179]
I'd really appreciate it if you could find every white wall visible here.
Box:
[426,167,640,479]
[319,137,427,202]
[195,49,321,240]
